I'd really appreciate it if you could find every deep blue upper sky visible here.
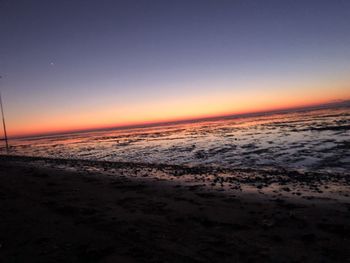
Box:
[0,0,350,135]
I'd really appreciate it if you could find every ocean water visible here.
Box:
[3,105,350,174]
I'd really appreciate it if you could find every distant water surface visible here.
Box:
[3,106,350,174]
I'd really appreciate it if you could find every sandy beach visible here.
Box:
[0,156,349,262]
[2,0,350,262]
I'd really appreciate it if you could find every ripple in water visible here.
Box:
[3,106,350,174]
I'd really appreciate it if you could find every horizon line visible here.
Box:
[9,99,350,140]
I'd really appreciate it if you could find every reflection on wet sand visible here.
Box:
[4,105,350,174]
[0,105,349,262]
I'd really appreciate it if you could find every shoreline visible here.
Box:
[2,155,349,202]
[0,156,349,262]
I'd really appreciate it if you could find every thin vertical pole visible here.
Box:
[0,91,9,154]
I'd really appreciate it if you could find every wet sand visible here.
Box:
[5,106,350,175]
[0,156,350,262]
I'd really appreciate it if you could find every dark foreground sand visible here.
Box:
[0,156,349,263]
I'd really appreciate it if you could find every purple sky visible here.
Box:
[0,0,350,135]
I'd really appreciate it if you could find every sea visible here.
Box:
[2,103,350,174]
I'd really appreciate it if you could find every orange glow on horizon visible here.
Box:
[3,78,349,137]
[6,95,349,138]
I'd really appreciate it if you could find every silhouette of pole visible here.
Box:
[0,77,9,154]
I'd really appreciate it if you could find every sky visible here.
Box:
[0,0,350,137]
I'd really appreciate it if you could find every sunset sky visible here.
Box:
[0,0,350,137]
